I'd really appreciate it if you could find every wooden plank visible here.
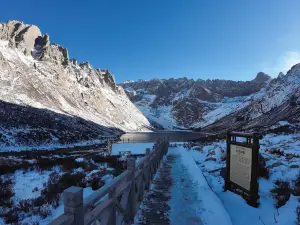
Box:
[84,198,115,225]
[84,170,131,212]
[47,214,74,225]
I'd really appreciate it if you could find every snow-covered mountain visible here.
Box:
[121,65,300,133]
[0,20,150,150]
[201,64,300,133]
[120,73,271,129]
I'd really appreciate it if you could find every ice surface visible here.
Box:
[111,142,154,155]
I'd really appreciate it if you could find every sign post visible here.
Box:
[224,131,260,207]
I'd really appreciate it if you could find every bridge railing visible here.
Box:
[48,139,169,225]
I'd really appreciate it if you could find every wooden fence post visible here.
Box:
[144,148,151,188]
[146,148,150,155]
[108,185,117,225]
[63,186,84,225]
[127,158,136,221]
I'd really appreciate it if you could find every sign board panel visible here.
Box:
[229,144,252,190]
[224,132,260,207]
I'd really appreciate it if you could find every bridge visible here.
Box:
[48,139,171,225]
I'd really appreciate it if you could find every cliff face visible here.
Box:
[0,20,150,150]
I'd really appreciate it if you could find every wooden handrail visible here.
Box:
[47,214,74,225]
[48,139,169,225]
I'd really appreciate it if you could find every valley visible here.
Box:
[0,19,299,225]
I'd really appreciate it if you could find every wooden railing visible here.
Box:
[48,139,169,225]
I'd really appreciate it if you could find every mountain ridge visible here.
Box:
[0,20,150,150]
[120,73,272,128]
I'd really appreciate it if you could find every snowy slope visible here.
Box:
[188,127,300,225]
[0,21,151,150]
[202,64,300,133]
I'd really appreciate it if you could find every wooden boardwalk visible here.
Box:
[135,155,176,225]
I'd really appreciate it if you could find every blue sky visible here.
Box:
[2,0,300,83]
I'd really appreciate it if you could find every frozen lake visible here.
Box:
[111,131,204,155]
[118,131,205,143]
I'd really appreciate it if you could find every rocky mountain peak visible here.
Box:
[79,61,92,69]
[0,20,42,55]
[254,72,271,82]
[287,63,300,75]
[278,72,285,79]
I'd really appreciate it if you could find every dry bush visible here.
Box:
[296,204,300,225]
[3,209,19,224]
[292,174,300,196]
[41,171,86,207]
[0,177,14,207]
[259,155,270,179]
[91,177,104,190]
[267,149,285,156]
[3,198,52,223]
[270,180,291,208]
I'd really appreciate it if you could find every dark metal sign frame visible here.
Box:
[224,131,260,207]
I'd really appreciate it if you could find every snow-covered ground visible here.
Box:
[0,138,107,152]
[1,130,299,224]
[168,146,232,225]
[184,131,300,225]
[0,157,116,224]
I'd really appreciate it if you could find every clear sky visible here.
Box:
[2,0,300,83]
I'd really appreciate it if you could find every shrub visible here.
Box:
[258,155,270,179]
[91,177,105,191]
[270,180,291,208]
[296,204,300,225]
[0,177,14,207]
[292,174,300,196]
[41,171,85,207]
[3,198,52,223]
[267,149,285,156]
[3,209,19,224]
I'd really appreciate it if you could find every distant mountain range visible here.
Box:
[121,67,300,133]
